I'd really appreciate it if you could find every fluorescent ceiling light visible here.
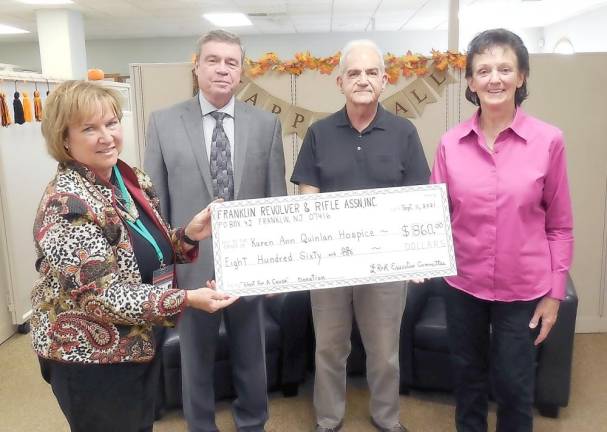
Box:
[203,12,252,27]
[0,24,29,35]
[17,0,73,4]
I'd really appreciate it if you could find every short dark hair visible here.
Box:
[465,28,530,106]
[196,29,245,64]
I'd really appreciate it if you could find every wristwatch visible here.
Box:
[182,232,199,246]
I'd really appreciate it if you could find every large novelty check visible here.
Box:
[211,184,456,296]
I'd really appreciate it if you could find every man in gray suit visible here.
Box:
[145,30,287,432]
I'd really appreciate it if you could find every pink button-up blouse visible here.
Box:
[430,109,573,301]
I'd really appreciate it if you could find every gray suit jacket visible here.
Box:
[145,95,287,289]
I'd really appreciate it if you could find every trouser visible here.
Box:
[445,285,540,432]
[179,296,268,432]
[39,354,161,432]
[311,282,406,429]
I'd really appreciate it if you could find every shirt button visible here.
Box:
[357,146,361,150]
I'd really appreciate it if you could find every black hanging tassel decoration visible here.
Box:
[13,92,25,124]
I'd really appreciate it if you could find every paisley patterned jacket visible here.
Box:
[31,160,196,364]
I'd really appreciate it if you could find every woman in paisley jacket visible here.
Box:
[31,80,237,432]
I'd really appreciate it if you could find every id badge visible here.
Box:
[153,264,175,290]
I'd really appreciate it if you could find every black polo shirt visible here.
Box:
[291,104,430,192]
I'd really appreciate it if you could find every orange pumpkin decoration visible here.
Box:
[87,68,104,81]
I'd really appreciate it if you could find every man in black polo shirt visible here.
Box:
[291,40,429,432]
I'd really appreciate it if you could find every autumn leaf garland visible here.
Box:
[244,50,466,84]
[245,51,341,77]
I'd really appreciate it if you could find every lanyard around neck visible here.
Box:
[112,166,164,266]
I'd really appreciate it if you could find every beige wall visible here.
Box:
[523,54,607,331]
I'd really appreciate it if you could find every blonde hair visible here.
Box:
[42,80,122,163]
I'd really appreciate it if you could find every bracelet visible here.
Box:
[182,231,199,246]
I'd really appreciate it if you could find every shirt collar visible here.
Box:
[198,92,235,118]
[508,107,531,141]
[457,110,481,140]
[458,107,530,142]
[336,103,387,132]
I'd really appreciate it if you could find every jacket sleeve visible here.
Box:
[34,192,187,326]
[266,115,288,197]
[144,111,171,221]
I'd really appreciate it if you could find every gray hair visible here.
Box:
[338,39,385,74]
[196,29,245,64]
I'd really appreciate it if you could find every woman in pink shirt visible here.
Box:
[430,29,573,432]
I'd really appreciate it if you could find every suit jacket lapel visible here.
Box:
[233,100,250,199]
[181,97,214,198]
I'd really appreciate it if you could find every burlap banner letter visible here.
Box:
[285,107,313,137]
[404,79,437,116]
[238,82,269,107]
[382,92,417,119]
[423,66,455,97]
[262,95,293,127]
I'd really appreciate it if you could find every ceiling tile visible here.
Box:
[374,11,418,25]
[378,0,428,8]
[82,2,148,19]
[251,16,296,34]
[235,0,288,14]
[1,0,606,41]
[397,0,448,30]
[290,14,330,33]
[332,0,378,14]
[332,15,370,31]
[287,0,332,15]
[0,0,28,14]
